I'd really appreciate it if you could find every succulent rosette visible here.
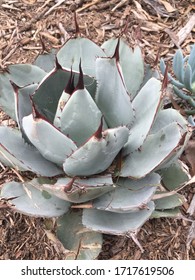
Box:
[0,37,191,259]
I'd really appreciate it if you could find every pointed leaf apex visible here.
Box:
[162,61,169,92]
[55,56,63,70]
[75,60,84,90]
[74,12,80,36]
[65,68,75,94]
[94,116,103,140]
[112,38,120,62]
[64,178,75,193]
[10,80,20,93]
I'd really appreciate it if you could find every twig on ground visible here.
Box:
[177,14,195,46]
[58,22,71,44]
[111,0,129,12]
[76,0,102,13]
[45,0,66,16]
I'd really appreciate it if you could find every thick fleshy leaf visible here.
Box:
[57,87,105,146]
[156,126,191,170]
[64,126,129,176]
[91,173,160,213]
[123,78,162,154]
[57,37,106,77]
[32,66,71,122]
[188,45,195,71]
[95,56,134,128]
[57,210,102,260]
[0,179,70,217]
[34,50,56,72]
[101,38,144,98]
[22,114,77,166]
[151,108,188,134]
[41,175,114,203]
[14,84,38,144]
[6,64,46,87]
[32,65,97,122]
[82,201,155,235]
[0,74,16,120]
[158,160,190,191]
[184,64,193,91]
[151,208,181,218]
[0,126,62,176]
[121,122,182,178]
[154,193,184,209]
[173,49,184,83]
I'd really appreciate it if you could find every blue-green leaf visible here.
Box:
[95,56,134,128]
[64,126,129,176]
[0,178,70,217]
[22,114,77,166]
[0,126,62,176]
[41,175,114,203]
[57,210,103,260]
[82,201,155,235]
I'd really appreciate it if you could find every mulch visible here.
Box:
[0,0,195,260]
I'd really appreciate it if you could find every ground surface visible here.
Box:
[0,0,195,260]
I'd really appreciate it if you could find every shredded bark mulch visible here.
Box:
[0,0,195,260]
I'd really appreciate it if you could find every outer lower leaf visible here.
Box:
[158,160,190,191]
[95,56,134,128]
[92,173,160,213]
[82,201,155,235]
[173,49,184,83]
[0,126,62,176]
[63,126,129,176]
[58,88,105,146]
[57,37,106,77]
[22,114,77,166]
[42,175,114,203]
[6,64,46,87]
[154,193,184,209]
[14,84,38,144]
[101,38,144,98]
[57,210,103,260]
[121,122,182,178]
[0,179,70,217]
[0,74,16,120]
[151,208,181,218]
[123,78,162,154]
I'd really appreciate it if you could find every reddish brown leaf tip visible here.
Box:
[74,12,80,36]
[120,15,130,37]
[64,178,75,193]
[162,62,169,92]
[112,39,120,62]
[30,96,44,120]
[75,60,84,90]
[10,80,20,93]
[55,56,63,70]
[65,68,75,94]
[94,116,103,140]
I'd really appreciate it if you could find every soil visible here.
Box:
[0,0,195,260]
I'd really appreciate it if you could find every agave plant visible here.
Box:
[160,45,195,115]
[0,36,191,259]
